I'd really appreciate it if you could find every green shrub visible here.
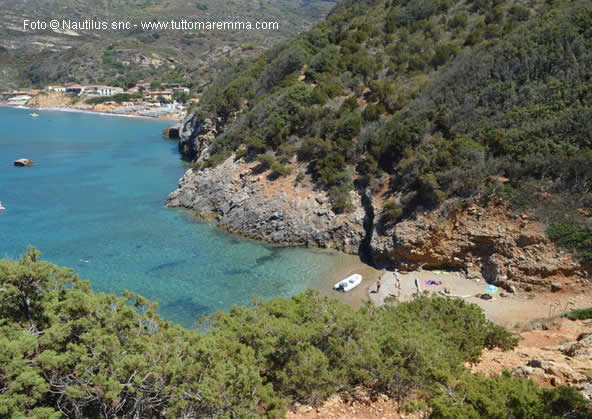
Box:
[567,307,592,320]
[508,5,530,22]
[447,14,468,29]
[431,43,457,69]
[257,46,307,92]
[256,153,276,170]
[203,150,231,168]
[362,103,384,121]
[295,172,305,184]
[429,372,590,418]
[484,5,504,25]
[380,200,403,225]
[547,223,592,264]
[270,161,292,178]
[85,96,110,105]
[86,93,142,105]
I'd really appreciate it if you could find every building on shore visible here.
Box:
[46,85,66,93]
[65,85,124,97]
[134,80,151,91]
[6,95,32,105]
[65,85,86,95]
[172,86,190,95]
[1,89,40,99]
[143,90,173,102]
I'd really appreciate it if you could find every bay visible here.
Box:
[0,107,359,327]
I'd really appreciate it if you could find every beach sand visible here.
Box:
[368,269,592,327]
[309,256,590,327]
[310,254,381,308]
[1,103,183,122]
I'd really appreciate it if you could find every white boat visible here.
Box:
[0,201,5,211]
[333,274,362,292]
[30,113,39,117]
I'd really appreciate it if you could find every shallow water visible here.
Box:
[0,107,364,327]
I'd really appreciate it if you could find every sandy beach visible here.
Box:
[367,269,592,327]
[0,103,183,122]
[309,257,591,327]
[320,255,382,308]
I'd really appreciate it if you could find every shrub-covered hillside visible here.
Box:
[2,247,591,417]
[192,0,592,261]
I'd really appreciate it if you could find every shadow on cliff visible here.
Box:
[356,181,375,266]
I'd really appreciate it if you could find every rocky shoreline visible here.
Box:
[165,114,590,293]
[166,158,367,254]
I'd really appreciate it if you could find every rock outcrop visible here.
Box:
[163,124,180,140]
[476,318,592,401]
[25,92,71,108]
[166,157,366,253]
[176,114,220,162]
[371,199,588,291]
[14,158,34,167]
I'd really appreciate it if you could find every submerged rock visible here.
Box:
[163,124,180,139]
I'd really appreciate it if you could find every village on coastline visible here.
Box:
[0,80,194,120]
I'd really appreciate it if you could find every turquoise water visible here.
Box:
[0,107,352,327]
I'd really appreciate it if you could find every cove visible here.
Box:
[0,107,358,327]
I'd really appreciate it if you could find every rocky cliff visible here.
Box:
[166,114,590,291]
[174,113,222,161]
[372,199,588,292]
[26,92,73,108]
[474,318,592,401]
[166,157,366,253]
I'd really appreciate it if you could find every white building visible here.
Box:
[172,87,190,95]
[7,95,31,105]
[85,85,124,97]
[65,85,124,97]
[46,85,66,93]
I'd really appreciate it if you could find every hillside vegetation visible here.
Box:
[192,0,592,261]
[2,247,591,417]
[0,0,336,89]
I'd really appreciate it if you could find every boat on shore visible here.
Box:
[333,274,362,292]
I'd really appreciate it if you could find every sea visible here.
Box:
[0,107,362,327]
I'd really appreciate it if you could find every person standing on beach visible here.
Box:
[376,277,382,293]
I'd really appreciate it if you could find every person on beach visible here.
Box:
[376,277,382,293]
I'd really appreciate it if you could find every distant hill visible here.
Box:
[0,0,336,89]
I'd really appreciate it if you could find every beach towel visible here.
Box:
[424,280,442,286]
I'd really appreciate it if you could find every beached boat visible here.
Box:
[333,274,362,292]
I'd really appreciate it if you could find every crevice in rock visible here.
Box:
[357,182,375,265]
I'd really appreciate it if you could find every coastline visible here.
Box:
[319,254,381,308]
[3,102,588,328]
[367,268,592,327]
[0,102,183,122]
